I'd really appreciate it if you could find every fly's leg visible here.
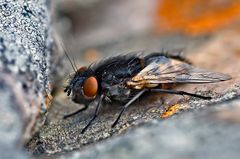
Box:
[81,95,104,134]
[63,104,88,119]
[162,49,191,64]
[150,89,211,99]
[111,90,146,128]
[111,88,210,128]
[166,53,191,64]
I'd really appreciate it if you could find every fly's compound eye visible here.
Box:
[78,66,87,73]
[83,76,98,98]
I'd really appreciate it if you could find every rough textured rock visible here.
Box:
[0,0,52,158]
[58,98,240,159]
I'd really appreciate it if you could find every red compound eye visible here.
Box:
[83,76,98,98]
[78,66,87,73]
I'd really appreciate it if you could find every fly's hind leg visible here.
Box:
[111,90,146,128]
[166,53,191,64]
[153,48,191,64]
[150,88,212,100]
[112,88,210,128]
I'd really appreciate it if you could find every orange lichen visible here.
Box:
[44,83,53,109]
[155,0,240,35]
[161,104,184,118]
[44,92,53,109]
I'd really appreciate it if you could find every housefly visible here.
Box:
[63,51,231,133]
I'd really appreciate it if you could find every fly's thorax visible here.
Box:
[100,79,133,103]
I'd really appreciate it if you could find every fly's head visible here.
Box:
[64,66,98,105]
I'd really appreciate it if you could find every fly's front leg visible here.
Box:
[81,95,104,134]
[111,90,146,128]
[63,104,88,119]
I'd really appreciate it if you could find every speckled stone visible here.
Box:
[58,99,240,159]
[0,0,52,158]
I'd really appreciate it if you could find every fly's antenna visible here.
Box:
[60,42,78,73]
[72,57,78,71]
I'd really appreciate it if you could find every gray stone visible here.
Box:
[0,0,52,158]
[59,99,240,159]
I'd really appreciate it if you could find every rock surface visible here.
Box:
[0,0,52,158]
[59,99,240,159]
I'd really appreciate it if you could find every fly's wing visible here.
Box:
[127,57,231,89]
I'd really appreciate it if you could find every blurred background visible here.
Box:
[52,0,240,66]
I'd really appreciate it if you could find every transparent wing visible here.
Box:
[128,57,231,88]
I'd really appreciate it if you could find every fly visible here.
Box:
[63,51,231,133]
